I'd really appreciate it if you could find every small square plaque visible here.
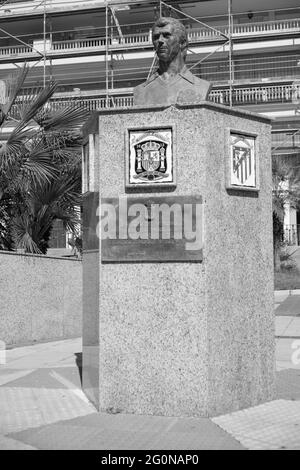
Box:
[126,126,176,189]
[227,132,258,191]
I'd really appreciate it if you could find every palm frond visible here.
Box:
[17,138,59,187]
[37,105,89,132]
[32,170,81,208]
[42,132,83,166]
[0,64,28,126]
[0,129,28,167]
[22,152,58,186]
[0,200,14,250]
[52,207,80,233]
[11,213,43,254]
[51,147,80,164]
[1,74,88,254]
[13,82,58,133]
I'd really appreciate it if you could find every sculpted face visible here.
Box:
[152,23,182,63]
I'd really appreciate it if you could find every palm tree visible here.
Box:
[0,64,89,253]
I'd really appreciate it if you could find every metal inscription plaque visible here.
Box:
[100,195,202,262]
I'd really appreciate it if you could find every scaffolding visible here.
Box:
[156,0,234,106]
[0,0,299,247]
[96,0,236,106]
[0,0,299,116]
[0,0,236,105]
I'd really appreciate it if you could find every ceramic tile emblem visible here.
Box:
[229,133,257,190]
[126,127,175,189]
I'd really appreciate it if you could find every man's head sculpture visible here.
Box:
[152,16,188,64]
[133,17,211,106]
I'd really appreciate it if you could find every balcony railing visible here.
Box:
[51,32,150,53]
[0,17,299,59]
[52,37,107,51]
[210,83,300,105]
[9,83,300,121]
[272,133,300,148]
[118,32,150,47]
[46,83,300,111]
[0,44,34,57]
[234,18,300,35]
[49,18,300,50]
[198,53,300,83]
[197,17,300,40]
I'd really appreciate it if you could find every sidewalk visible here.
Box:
[275,289,300,336]
[0,292,299,450]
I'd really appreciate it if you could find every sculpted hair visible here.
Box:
[152,17,189,54]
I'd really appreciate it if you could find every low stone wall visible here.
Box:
[0,251,82,345]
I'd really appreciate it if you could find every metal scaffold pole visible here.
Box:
[105,2,109,107]
[228,0,233,107]
[43,0,46,87]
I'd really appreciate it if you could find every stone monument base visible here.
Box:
[82,102,275,417]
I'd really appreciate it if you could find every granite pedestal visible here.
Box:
[82,102,275,417]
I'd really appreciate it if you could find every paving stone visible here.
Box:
[275,316,296,336]
[10,420,244,450]
[0,434,37,450]
[57,410,244,449]
[0,387,95,434]
[59,412,178,433]
[276,369,300,400]
[1,333,300,450]
[275,296,300,317]
[4,367,82,389]
[212,399,300,450]
[0,369,35,387]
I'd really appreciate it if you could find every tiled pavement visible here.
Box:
[8,414,245,450]
[274,289,300,317]
[212,399,300,450]
[0,292,299,450]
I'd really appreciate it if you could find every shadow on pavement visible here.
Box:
[74,352,82,385]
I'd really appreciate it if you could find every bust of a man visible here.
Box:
[133,17,211,107]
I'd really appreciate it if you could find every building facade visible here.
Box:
[1,0,299,244]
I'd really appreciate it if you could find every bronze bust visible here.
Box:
[133,17,212,107]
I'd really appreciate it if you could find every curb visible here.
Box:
[276,335,300,339]
[275,290,300,296]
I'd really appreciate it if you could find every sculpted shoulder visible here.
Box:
[133,68,212,105]
[133,73,158,105]
[180,68,212,97]
[193,76,212,99]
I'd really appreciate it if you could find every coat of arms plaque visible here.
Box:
[126,127,175,189]
[228,133,257,190]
